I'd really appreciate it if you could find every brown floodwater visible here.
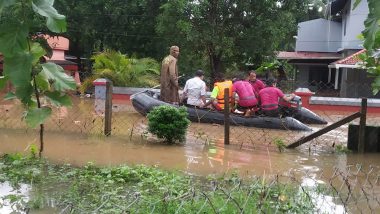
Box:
[1,97,380,213]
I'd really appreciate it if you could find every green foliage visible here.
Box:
[335,145,352,154]
[354,0,380,94]
[256,60,281,75]
[0,154,318,213]
[0,0,75,128]
[156,0,320,78]
[274,138,286,152]
[147,105,190,144]
[81,50,160,91]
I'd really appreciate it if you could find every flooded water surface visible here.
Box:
[1,98,380,213]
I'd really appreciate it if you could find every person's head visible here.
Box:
[169,46,180,58]
[248,70,257,82]
[195,69,205,79]
[233,72,245,83]
[214,72,225,82]
[266,78,277,87]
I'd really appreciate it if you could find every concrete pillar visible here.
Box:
[93,78,113,136]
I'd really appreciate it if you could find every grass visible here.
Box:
[0,153,318,213]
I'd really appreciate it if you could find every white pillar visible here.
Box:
[334,68,339,90]
[328,68,332,83]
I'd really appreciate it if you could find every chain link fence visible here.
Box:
[1,164,379,213]
[0,81,380,213]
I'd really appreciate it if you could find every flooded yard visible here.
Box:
[1,97,380,213]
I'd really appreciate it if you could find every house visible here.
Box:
[44,35,81,87]
[0,36,81,88]
[278,0,379,98]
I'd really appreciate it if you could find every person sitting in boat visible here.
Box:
[182,70,207,107]
[247,70,265,96]
[203,73,234,111]
[232,74,258,117]
[258,78,295,117]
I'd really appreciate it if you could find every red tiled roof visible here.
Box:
[277,51,341,60]
[331,49,365,65]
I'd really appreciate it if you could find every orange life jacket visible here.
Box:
[215,80,233,109]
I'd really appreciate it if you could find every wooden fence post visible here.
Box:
[224,88,230,145]
[358,97,367,153]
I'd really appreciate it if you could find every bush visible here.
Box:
[147,105,190,144]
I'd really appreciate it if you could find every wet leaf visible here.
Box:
[4,92,16,100]
[35,72,50,91]
[0,0,15,13]
[30,42,46,64]
[41,62,76,91]
[3,53,33,105]
[25,107,52,128]
[32,0,67,33]
[45,91,72,107]
[0,22,28,56]
[0,76,7,90]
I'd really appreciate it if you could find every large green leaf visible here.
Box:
[0,22,28,56]
[0,76,7,90]
[4,53,33,105]
[30,42,46,64]
[41,62,76,91]
[35,73,50,91]
[25,107,52,128]
[4,92,16,100]
[45,91,72,107]
[0,0,15,13]
[362,17,380,51]
[32,0,67,33]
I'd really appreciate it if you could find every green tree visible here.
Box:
[0,0,75,157]
[54,0,166,60]
[354,0,380,94]
[156,0,319,80]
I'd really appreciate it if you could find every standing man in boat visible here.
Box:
[160,46,180,104]
[204,73,234,111]
[258,78,295,117]
[182,70,207,107]
[247,70,265,96]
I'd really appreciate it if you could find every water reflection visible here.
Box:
[0,182,30,214]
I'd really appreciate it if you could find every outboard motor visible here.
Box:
[290,95,302,110]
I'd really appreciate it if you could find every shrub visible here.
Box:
[147,105,190,144]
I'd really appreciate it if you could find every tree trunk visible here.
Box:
[207,45,223,84]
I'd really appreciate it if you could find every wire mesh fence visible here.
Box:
[1,81,380,213]
[50,167,380,213]
[1,163,379,213]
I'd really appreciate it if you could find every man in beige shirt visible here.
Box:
[160,46,180,104]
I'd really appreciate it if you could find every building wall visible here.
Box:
[340,68,380,98]
[341,0,368,50]
[295,19,342,52]
[296,65,309,84]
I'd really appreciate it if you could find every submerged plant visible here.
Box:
[335,144,352,154]
[147,105,190,144]
[274,138,286,152]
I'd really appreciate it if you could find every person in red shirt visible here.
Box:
[232,75,258,116]
[258,78,295,117]
[247,70,265,95]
